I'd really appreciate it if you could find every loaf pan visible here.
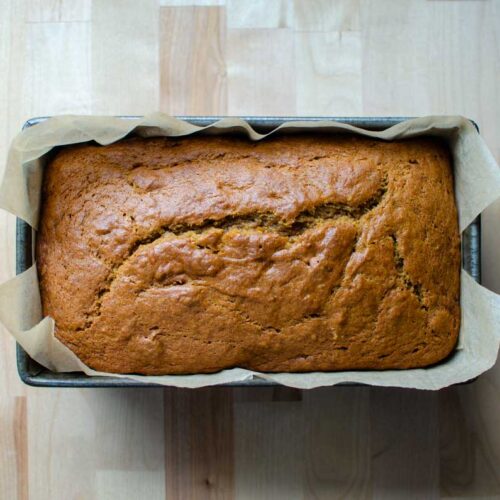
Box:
[15,116,482,387]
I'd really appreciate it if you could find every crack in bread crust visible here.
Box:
[77,186,386,332]
[390,233,429,310]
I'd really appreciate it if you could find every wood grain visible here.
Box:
[227,28,295,115]
[303,387,371,499]
[371,389,439,500]
[160,6,227,115]
[93,390,166,499]
[295,30,362,115]
[0,3,28,498]
[440,384,500,498]
[27,391,97,499]
[164,388,234,500]
[0,1,499,499]
[91,0,159,115]
[293,0,360,32]
[160,0,226,6]
[234,398,304,500]
[440,387,477,497]
[24,21,91,116]
[227,0,291,29]
[14,397,28,500]
[25,0,91,23]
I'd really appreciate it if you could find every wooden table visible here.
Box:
[1,1,499,498]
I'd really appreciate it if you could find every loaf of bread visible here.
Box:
[36,134,460,374]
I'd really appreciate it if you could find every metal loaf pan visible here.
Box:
[15,116,481,387]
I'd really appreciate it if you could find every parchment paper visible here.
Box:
[1,114,499,389]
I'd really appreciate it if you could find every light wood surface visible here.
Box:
[1,1,499,499]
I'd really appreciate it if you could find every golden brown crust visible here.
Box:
[36,134,460,374]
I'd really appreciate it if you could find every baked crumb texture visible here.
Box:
[37,135,460,374]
